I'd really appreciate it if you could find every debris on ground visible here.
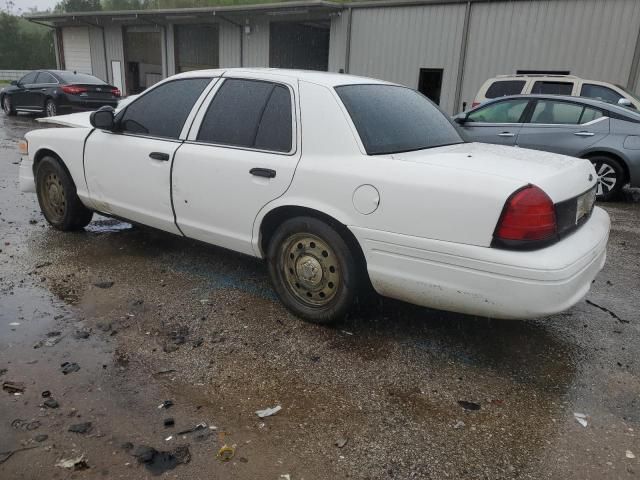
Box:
[2,381,25,394]
[280,475,291,480]
[458,400,481,411]
[217,444,235,462]
[43,398,59,409]
[0,446,38,465]
[573,412,588,427]
[34,335,62,348]
[41,390,51,397]
[256,405,282,418]
[158,400,174,409]
[164,418,175,428]
[68,422,92,434]
[626,450,635,459]
[34,434,48,442]
[9,322,20,326]
[93,281,114,289]
[60,362,80,375]
[177,422,207,435]
[11,419,41,431]
[131,444,191,475]
[335,436,348,448]
[55,454,89,470]
[585,300,629,324]
[452,420,466,429]
[73,329,90,340]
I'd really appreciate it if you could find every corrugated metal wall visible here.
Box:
[461,0,640,110]
[347,3,467,113]
[104,25,125,93]
[244,17,269,67]
[328,11,347,72]
[89,27,107,81]
[166,24,176,75]
[220,21,241,67]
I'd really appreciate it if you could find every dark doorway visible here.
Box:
[418,68,443,105]
[269,21,330,71]
[175,24,219,73]
[124,26,162,94]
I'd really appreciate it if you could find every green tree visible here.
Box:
[0,13,55,69]
[54,0,102,12]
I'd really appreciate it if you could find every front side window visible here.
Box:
[529,100,594,124]
[19,72,38,85]
[197,78,293,153]
[531,81,573,95]
[36,72,57,84]
[336,84,462,155]
[485,80,526,99]
[119,78,211,139]
[580,84,623,105]
[467,99,529,123]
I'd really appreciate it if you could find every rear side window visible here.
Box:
[467,99,529,123]
[36,72,57,84]
[531,81,573,95]
[580,84,624,105]
[197,78,293,153]
[485,80,526,99]
[119,78,211,139]
[336,84,462,155]
[529,100,596,124]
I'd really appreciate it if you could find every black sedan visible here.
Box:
[1,70,120,117]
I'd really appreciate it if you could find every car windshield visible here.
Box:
[335,84,463,155]
[57,72,106,85]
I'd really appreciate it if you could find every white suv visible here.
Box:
[473,74,640,110]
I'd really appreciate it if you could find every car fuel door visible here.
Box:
[172,76,300,256]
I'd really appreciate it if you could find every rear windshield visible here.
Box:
[57,72,106,85]
[336,84,463,155]
[485,80,526,99]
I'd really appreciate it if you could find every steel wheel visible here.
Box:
[595,161,617,197]
[40,172,66,223]
[45,100,57,117]
[280,233,340,308]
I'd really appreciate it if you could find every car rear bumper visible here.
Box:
[350,207,610,319]
[59,95,118,112]
[19,156,36,193]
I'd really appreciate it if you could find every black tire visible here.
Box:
[2,95,16,116]
[267,216,361,324]
[35,156,93,231]
[588,155,626,201]
[45,99,57,117]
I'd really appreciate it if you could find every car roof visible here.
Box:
[172,68,395,87]
[479,94,640,120]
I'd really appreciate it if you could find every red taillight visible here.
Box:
[471,101,480,108]
[494,185,557,244]
[61,85,87,95]
[111,88,121,97]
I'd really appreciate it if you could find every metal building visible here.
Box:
[26,0,640,114]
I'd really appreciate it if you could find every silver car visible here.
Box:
[454,94,640,200]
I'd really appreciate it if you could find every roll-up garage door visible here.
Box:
[62,27,92,74]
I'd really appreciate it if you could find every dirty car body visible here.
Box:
[19,69,610,322]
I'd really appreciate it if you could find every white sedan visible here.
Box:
[19,69,610,323]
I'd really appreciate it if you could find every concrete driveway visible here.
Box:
[0,113,638,479]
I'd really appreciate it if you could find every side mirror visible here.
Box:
[10,80,17,86]
[618,98,633,107]
[90,106,115,131]
[454,116,467,125]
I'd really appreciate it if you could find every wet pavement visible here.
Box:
[0,112,638,479]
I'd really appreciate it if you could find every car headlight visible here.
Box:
[18,139,28,155]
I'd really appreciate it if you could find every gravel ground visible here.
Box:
[0,113,639,479]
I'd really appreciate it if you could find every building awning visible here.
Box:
[24,0,344,26]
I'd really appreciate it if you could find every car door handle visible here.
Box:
[40,88,47,91]
[149,152,170,161]
[574,131,595,137]
[498,132,515,137]
[250,168,276,179]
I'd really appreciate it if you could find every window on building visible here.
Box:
[19,72,38,85]
[485,80,526,99]
[467,99,529,123]
[580,84,624,105]
[35,72,58,84]
[119,78,211,139]
[197,79,293,153]
[531,81,573,95]
[529,100,587,124]
[418,68,443,105]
